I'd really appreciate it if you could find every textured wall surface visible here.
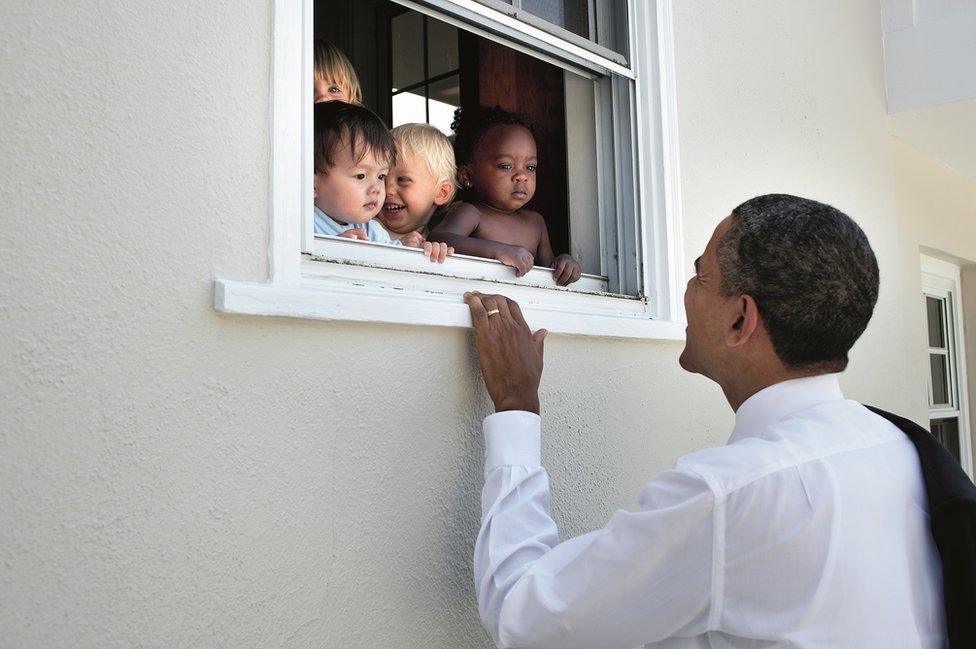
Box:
[2,1,975,647]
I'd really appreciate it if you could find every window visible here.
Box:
[922,255,973,476]
[389,11,460,135]
[214,0,685,340]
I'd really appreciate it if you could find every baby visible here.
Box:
[428,106,582,285]
[379,123,458,248]
[313,101,451,262]
[314,40,361,104]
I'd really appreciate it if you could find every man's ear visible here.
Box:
[313,172,320,199]
[727,294,760,348]
[433,180,455,206]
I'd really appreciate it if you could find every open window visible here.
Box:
[215,0,685,339]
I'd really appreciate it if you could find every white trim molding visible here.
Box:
[216,0,686,341]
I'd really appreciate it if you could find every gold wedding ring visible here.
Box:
[486,309,501,317]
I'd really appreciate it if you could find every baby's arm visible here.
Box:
[534,213,581,286]
[429,203,534,276]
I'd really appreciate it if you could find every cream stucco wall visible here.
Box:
[2,1,975,647]
[890,136,976,466]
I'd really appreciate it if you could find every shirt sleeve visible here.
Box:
[475,411,717,649]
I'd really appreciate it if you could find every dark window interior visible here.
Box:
[317,0,571,259]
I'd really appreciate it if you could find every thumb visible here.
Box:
[532,328,547,358]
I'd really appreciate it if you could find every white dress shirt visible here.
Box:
[475,374,945,648]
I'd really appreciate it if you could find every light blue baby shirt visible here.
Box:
[313,207,401,246]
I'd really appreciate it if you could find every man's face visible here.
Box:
[679,216,737,378]
[313,142,389,225]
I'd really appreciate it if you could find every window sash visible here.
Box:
[305,0,646,297]
[310,235,610,293]
[470,0,629,66]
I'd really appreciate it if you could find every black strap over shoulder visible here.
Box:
[866,405,976,648]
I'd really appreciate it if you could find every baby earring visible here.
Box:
[465,181,472,187]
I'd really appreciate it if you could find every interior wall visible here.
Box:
[2,1,971,647]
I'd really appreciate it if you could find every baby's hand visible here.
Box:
[338,228,368,241]
[422,241,454,264]
[553,254,582,286]
[399,230,426,248]
[495,245,535,277]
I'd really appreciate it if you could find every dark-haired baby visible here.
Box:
[428,110,581,285]
[314,101,452,263]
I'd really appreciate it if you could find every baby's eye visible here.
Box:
[527,165,537,172]
[353,173,366,180]
[498,163,512,170]
[378,173,387,181]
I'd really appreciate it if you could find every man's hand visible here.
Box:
[464,292,547,414]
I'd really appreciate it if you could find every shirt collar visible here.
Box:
[729,373,845,443]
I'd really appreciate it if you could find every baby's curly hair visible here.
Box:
[451,105,536,166]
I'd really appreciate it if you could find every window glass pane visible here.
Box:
[594,0,628,56]
[930,353,950,406]
[392,90,427,128]
[930,417,961,461]
[926,296,946,348]
[427,19,458,78]
[427,76,459,136]
[392,12,423,90]
[523,0,589,38]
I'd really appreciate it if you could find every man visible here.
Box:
[464,195,945,648]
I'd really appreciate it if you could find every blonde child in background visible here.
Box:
[379,124,458,249]
[314,39,362,104]
[313,101,451,263]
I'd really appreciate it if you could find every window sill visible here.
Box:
[214,252,686,340]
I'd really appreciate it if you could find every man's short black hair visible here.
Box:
[716,194,880,372]
[314,101,396,173]
[450,105,536,166]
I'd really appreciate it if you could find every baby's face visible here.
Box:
[465,125,537,212]
[314,78,351,103]
[379,151,444,235]
[314,143,389,224]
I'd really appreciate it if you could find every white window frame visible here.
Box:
[214,0,686,340]
[921,254,973,477]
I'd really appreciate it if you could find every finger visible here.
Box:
[481,295,499,320]
[464,292,490,331]
[507,297,529,329]
[422,241,433,258]
[554,262,569,286]
[436,243,448,263]
[553,261,568,285]
[533,328,547,360]
[447,246,455,256]
[494,294,516,327]
[572,266,582,284]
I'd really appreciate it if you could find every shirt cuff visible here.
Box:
[483,410,542,475]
